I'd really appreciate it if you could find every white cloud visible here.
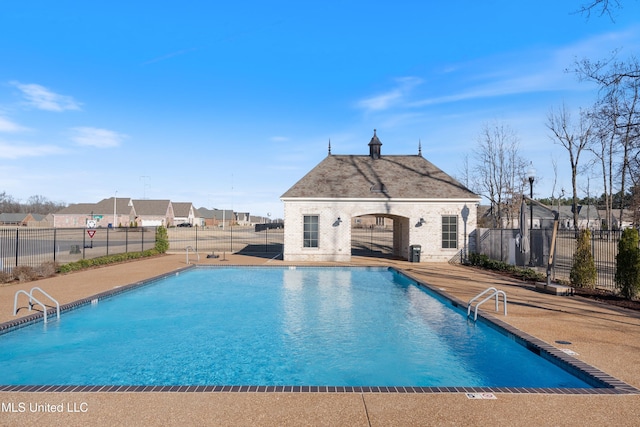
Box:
[70,127,127,148]
[556,26,640,62]
[357,28,640,115]
[0,140,63,159]
[11,81,82,112]
[409,28,640,109]
[356,77,423,112]
[143,47,199,65]
[269,136,289,142]
[0,116,29,133]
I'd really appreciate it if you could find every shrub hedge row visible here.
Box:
[57,226,169,274]
[57,249,162,273]
[467,252,545,282]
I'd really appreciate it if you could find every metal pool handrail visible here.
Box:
[185,246,200,264]
[13,287,60,324]
[467,287,507,321]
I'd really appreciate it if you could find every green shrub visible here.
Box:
[467,252,544,282]
[570,229,597,288]
[155,225,169,253]
[58,249,160,274]
[615,228,640,300]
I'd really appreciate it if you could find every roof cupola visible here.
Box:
[368,129,382,159]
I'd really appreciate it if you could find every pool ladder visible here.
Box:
[467,287,507,321]
[185,246,200,264]
[13,287,60,324]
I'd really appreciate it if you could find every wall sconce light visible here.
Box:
[415,218,425,227]
[333,217,342,227]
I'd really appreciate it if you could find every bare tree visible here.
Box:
[473,121,528,228]
[456,153,472,189]
[576,0,624,20]
[575,57,640,226]
[588,99,619,230]
[0,192,66,215]
[615,69,640,223]
[574,55,640,88]
[0,191,21,213]
[547,104,594,231]
[25,195,67,215]
[549,157,560,207]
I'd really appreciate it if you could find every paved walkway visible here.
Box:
[1,254,639,426]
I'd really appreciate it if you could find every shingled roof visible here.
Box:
[281,154,478,200]
[54,198,133,215]
[172,202,194,217]
[131,199,171,215]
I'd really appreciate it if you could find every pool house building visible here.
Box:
[281,130,481,262]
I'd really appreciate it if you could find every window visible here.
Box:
[442,216,458,249]
[303,215,319,248]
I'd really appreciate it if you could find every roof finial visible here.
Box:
[418,139,422,156]
[328,139,332,155]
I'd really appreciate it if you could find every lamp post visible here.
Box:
[527,164,535,266]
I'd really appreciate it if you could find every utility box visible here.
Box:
[409,244,421,262]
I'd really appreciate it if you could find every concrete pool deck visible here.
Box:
[1,253,639,426]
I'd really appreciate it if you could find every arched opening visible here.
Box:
[350,214,409,259]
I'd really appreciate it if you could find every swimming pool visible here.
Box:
[0,266,632,392]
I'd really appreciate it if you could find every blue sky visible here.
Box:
[1,1,640,218]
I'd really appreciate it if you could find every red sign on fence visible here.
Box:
[87,230,96,238]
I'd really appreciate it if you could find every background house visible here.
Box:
[351,215,392,229]
[197,208,235,228]
[131,199,173,227]
[172,202,197,226]
[52,198,134,228]
[53,198,175,228]
[599,208,635,230]
[557,205,601,230]
[0,213,45,227]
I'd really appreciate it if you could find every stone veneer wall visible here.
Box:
[282,199,478,262]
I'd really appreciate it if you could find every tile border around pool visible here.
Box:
[1,264,638,395]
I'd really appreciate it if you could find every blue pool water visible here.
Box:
[0,267,592,388]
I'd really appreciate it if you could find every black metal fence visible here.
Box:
[167,226,284,257]
[168,226,396,259]
[0,227,156,273]
[351,227,393,256]
[475,228,630,291]
[1,225,399,272]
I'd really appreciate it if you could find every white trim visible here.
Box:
[281,197,481,203]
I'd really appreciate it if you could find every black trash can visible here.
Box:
[409,244,421,262]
